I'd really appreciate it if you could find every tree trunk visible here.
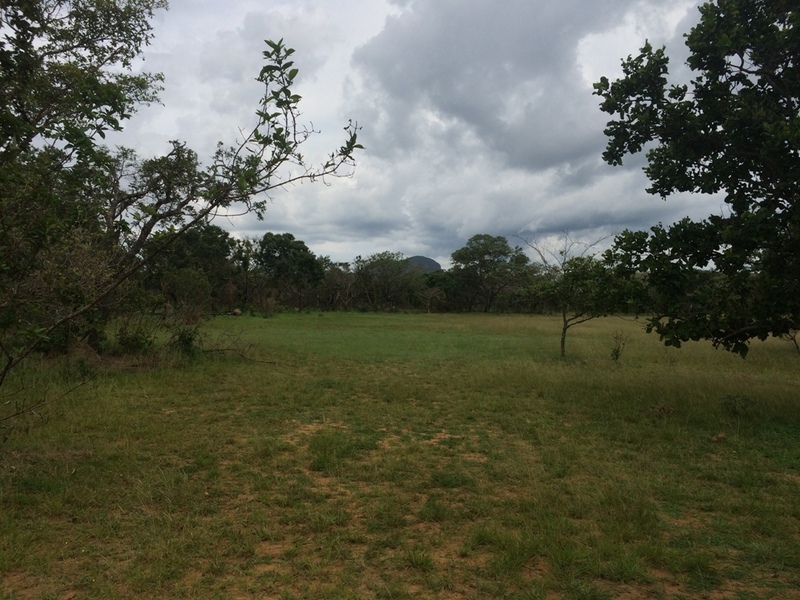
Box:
[560,312,568,357]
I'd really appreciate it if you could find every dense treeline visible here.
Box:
[135,226,643,322]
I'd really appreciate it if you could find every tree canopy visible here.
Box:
[594,0,800,356]
[255,233,324,309]
[450,234,530,313]
[353,252,421,311]
[524,234,637,357]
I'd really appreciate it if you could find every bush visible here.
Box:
[167,324,202,359]
[113,320,156,356]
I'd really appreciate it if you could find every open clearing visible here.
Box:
[1,313,799,599]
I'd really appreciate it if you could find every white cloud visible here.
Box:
[576,0,700,86]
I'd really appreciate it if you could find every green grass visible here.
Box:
[1,312,799,599]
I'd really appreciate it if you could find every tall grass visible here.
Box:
[1,313,798,599]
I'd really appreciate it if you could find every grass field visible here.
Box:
[1,313,799,599]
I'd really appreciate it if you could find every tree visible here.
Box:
[352,252,422,311]
[316,258,357,311]
[420,269,458,312]
[545,257,625,357]
[0,2,361,392]
[417,286,445,313]
[594,0,800,356]
[0,1,165,360]
[450,234,530,312]
[143,224,237,314]
[526,234,635,357]
[255,233,323,310]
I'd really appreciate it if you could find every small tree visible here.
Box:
[417,286,445,313]
[526,234,631,357]
[546,257,619,357]
[231,238,259,310]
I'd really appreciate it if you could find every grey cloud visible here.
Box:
[351,0,641,168]
[114,0,717,267]
[197,10,340,84]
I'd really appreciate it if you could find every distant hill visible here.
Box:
[408,255,442,273]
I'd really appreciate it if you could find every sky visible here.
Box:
[109,0,723,268]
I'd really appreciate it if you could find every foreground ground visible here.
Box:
[1,313,799,599]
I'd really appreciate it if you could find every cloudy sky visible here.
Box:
[111,0,723,268]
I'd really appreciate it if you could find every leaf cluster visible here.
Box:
[595,0,800,356]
